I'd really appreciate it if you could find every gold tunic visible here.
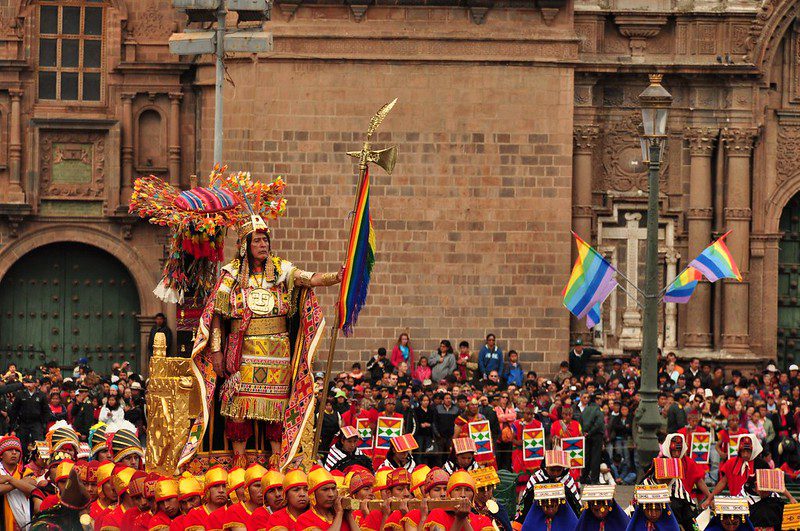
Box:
[214,257,299,423]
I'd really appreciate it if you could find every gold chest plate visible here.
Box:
[247,288,276,316]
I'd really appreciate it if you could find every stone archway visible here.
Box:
[777,191,800,368]
[0,225,162,370]
[0,242,141,373]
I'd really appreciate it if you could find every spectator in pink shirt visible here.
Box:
[391,333,415,373]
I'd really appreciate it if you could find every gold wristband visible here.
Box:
[210,328,223,352]
[321,272,339,286]
[294,269,315,287]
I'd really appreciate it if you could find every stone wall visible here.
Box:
[200,59,576,373]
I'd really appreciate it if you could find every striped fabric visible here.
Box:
[642,476,693,504]
[516,469,581,524]
[323,444,365,471]
[382,456,416,472]
[443,459,480,475]
[175,186,237,212]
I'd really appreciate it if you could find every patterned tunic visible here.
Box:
[215,257,300,423]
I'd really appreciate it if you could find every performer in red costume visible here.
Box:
[247,469,285,531]
[295,465,359,531]
[265,469,309,530]
[422,470,494,531]
[147,478,181,531]
[182,466,229,530]
[89,461,117,528]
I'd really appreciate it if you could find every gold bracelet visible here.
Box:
[210,328,223,352]
[321,272,339,286]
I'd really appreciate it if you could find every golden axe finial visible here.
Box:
[153,332,167,358]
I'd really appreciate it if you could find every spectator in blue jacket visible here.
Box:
[502,350,524,388]
[478,333,503,379]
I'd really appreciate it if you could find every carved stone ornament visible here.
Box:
[684,127,718,156]
[469,6,489,25]
[745,0,778,57]
[601,112,669,194]
[722,127,758,155]
[614,14,668,57]
[278,1,302,21]
[39,131,106,201]
[724,207,753,221]
[574,125,600,154]
[777,125,800,186]
[132,1,175,42]
[349,4,368,22]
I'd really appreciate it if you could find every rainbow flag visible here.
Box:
[563,233,618,328]
[664,266,703,303]
[338,168,376,336]
[689,231,742,282]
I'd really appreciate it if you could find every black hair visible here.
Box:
[459,341,469,348]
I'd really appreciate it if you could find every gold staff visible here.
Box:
[311,99,399,460]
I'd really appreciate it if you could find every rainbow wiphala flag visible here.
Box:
[690,230,742,282]
[664,266,703,303]
[338,168,376,336]
[563,233,618,328]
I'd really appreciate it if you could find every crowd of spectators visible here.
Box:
[0,359,146,457]
[5,330,800,492]
[319,332,800,489]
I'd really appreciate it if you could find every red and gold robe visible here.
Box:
[148,510,173,531]
[99,504,129,531]
[423,508,494,531]
[266,506,303,530]
[169,513,187,531]
[90,499,114,528]
[133,510,153,531]
[247,506,273,531]
[223,501,256,528]
[295,506,351,531]
[183,505,214,531]
[120,506,143,530]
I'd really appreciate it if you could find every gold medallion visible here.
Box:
[247,288,275,316]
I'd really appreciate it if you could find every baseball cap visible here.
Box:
[315,372,325,380]
[766,364,778,373]
[790,364,799,372]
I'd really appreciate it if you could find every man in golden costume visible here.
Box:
[130,168,341,471]
[205,212,341,461]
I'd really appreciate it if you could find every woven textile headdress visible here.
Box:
[129,165,286,303]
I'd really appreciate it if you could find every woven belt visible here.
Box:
[231,317,288,336]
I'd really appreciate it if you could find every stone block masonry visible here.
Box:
[199,60,575,374]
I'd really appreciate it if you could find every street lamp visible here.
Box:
[170,0,273,166]
[635,73,673,477]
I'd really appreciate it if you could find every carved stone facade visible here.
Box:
[0,0,799,372]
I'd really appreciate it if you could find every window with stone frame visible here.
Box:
[37,0,105,102]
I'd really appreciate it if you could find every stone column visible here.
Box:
[120,93,135,204]
[684,127,717,348]
[571,125,599,335]
[721,127,758,351]
[664,249,678,349]
[168,92,182,187]
[572,125,599,241]
[7,89,23,202]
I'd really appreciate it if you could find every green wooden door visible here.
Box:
[0,243,140,373]
[779,193,800,370]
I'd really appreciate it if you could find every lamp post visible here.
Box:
[635,73,673,472]
[169,0,273,166]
